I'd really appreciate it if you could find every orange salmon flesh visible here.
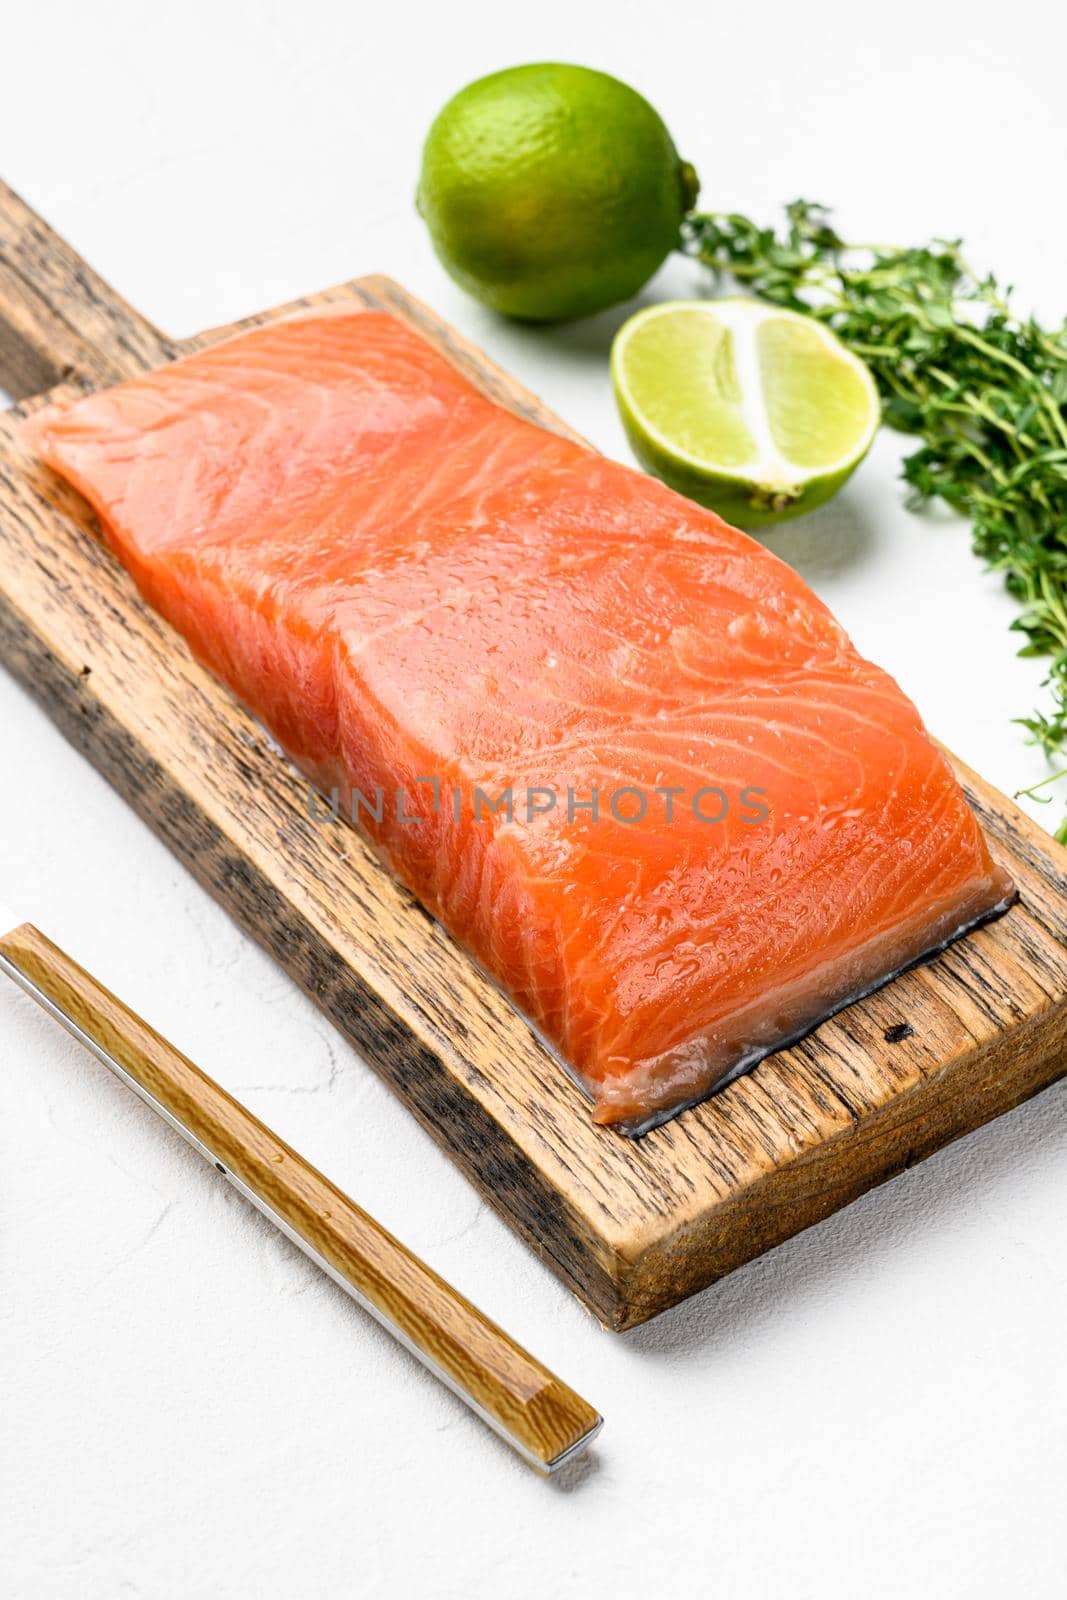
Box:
[22,310,1015,1131]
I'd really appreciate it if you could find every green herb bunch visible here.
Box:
[683,201,1067,842]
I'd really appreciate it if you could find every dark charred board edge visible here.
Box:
[0,580,630,1327]
[0,229,1064,1326]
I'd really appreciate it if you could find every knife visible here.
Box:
[0,904,603,1475]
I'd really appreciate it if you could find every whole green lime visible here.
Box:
[416,63,699,322]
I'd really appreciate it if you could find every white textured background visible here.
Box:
[1,3,1065,1596]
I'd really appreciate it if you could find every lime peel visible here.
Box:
[417,64,697,323]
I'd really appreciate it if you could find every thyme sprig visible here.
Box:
[682,201,1067,842]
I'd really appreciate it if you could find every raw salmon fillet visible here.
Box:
[22,309,1015,1130]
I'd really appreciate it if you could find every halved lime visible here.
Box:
[611,298,880,526]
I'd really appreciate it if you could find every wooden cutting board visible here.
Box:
[1,179,1064,1329]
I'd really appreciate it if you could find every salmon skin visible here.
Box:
[22,309,1015,1132]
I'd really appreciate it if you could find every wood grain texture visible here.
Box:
[0,921,601,1472]
[0,196,1064,1327]
[0,180,174,397]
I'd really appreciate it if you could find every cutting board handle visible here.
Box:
[0,178,172,398]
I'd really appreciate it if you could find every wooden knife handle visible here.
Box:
[0,921,602,1474]
[0,178,173,397]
